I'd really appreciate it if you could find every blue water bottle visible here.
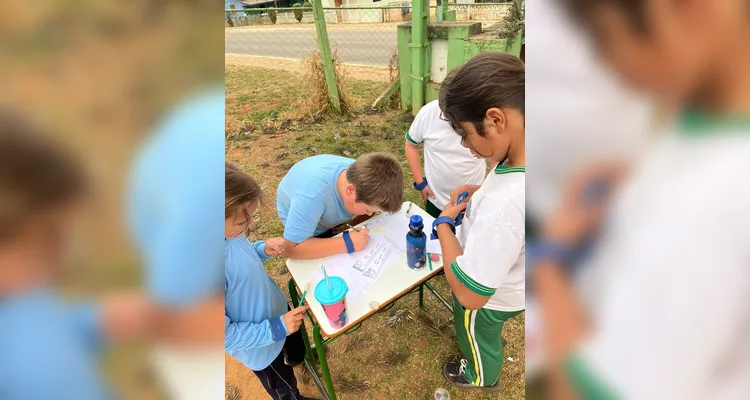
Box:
[406,215,427,270]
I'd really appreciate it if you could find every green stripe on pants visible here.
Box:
[452,295,522,387]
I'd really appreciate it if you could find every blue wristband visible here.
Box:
[342,230,355,254]
[527,240,575,273]
[431,216,456,240]
[413,178,428,191]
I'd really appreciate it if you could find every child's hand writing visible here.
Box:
[349,228,371,251]
[283,305,309,334]
[265,237,285,256]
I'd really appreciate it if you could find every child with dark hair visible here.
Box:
[434,52,526,392]
[404,68,487,218]
[224,162,314,400]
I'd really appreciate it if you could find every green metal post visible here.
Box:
[314,325,337,400]
[419,283,425,308]
[410,0,429,114]
[312,0,342,113]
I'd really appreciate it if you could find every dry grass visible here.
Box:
[297,50,356,117]
[225,64,525,400]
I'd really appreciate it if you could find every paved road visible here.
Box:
[225,28,398,66]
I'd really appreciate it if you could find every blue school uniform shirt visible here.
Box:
[128,87,225,307]
[276,155,355,243]
[0,288,111,399]
[224,236,289,371]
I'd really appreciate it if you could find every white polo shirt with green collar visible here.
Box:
[451,164,525,312]
[568,111,750,400]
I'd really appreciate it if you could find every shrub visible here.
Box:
[293,3,303,22]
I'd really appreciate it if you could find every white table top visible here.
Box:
[286,202,444,338]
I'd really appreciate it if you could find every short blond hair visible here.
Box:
[347,152,403,213]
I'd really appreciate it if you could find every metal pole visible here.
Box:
[410,0,429,114]
[312,0,342,113]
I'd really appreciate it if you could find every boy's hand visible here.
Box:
[283,305,309,334]
[543,163,626,246]
[102,293,155,340]
[420,185,435,204]
[440,199,468,221]
[349,228,371,251]
[265,237,285,256]
[450,185,481,205]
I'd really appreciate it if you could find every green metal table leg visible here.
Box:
[314,324,337,400]
[418,283,424,309]
[289,278,315,365]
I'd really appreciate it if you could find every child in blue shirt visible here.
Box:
[276,153,404,260]
[0,111,150,399]
[224,163,313,400]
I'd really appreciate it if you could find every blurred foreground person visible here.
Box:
[532,0,750,398]
[0,111,150,399]
[127,87,225,399]
[524,0,652,387]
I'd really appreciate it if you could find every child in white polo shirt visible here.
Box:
[404,68,487,218]
[433,52,526,392]
[530,0,750,398]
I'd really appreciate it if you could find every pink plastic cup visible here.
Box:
[314,276,348,328]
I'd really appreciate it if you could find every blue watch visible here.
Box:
[431,216,456,240]
[413,177,428,191]
[342,231,355,254]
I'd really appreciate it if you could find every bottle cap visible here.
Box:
[409,215,423,229]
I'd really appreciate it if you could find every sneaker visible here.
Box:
[442,359,501,392]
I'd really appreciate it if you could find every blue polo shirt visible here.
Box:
[0,288,110,399]
[276,155,355,243]
[127,88,225,307]
[224,236,289,370]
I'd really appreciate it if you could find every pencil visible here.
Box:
[298,281,311,305]
[346,223,361,232]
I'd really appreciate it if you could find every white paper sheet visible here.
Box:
[366,209,438,254]
[308,236,399,307]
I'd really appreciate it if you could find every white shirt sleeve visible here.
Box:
[452,214,524,296]
[406,101,436,145]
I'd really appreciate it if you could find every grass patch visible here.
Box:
[225,65,525,400]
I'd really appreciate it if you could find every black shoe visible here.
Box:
[442,359,501,392]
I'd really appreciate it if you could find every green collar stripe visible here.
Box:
[495,165,525,174]
[679,109,750,136]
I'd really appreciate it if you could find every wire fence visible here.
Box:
[225,3,511,108]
